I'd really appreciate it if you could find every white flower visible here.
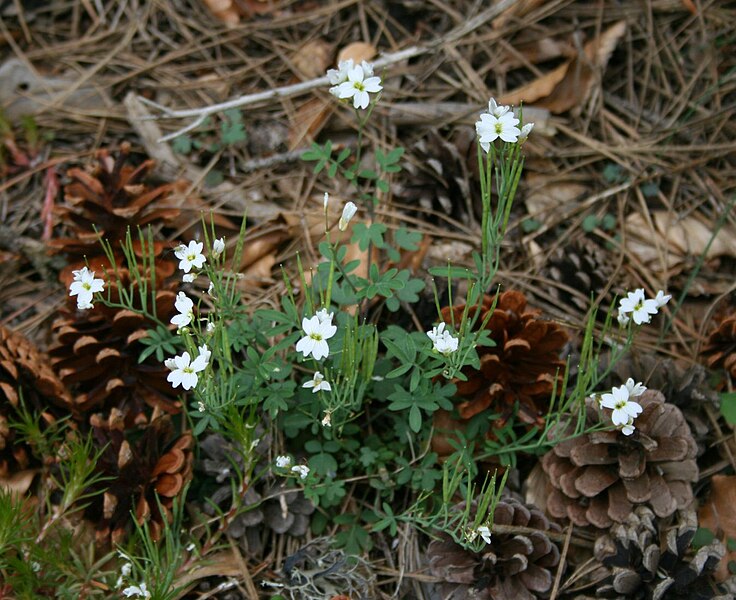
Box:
[69,267,105,305]
[170,292,194,329]
[624,377,646,398]
[600,384,643,427]
[182,273,195,283]
[620,417,636,436]
[303,371,332,393]
[295,313,337,361]
[519,122,534,143]
[654,290,671,308]
[617,312,630,326]
[275,455,291,468]
[336,64,382,110]
[426,322,459,355]
[31,561,41,572]
[175,240,206,273]
[315,308,334,325]
[121,563,132,578]
[618,289,659,325]
[487,98,510,118]
[164,357,177,370]
[291,465,310,480]
[122,583,150,599]
[77,297,95,310]
[321,412,332,427]
[361,60,375,77]
[212,237,225,258]
[477,525,492,544]
[206,321,215,333]
[327,59,354,89]
[338,201,358,231]
[166,347,209,390]
[476,110,521,151]
[323,192,329,210]
[186,542,195,552]
[197,401,206,412]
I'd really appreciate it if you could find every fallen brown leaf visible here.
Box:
[337,42,377,65]
[499,21,627,114]
[698,475,736,582]
[625,210,736,274]
[0,469,36,495]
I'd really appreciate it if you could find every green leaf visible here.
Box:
[352,222,387,250]
[409,405,422,432]
[395,227,422,251]
[428,265,473,279]
[521,217,541,233]
[721,392,736,425]
[582,215,599,232]
[692,527,715,548]
[172,135,192,154]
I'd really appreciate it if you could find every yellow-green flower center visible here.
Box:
[309,333,323,341]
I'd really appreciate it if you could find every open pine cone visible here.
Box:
[541,238,618,314]
[0,325,71,479]
[539,390,698,529]
[49,286,180,427]
[85,411,193,544]
[427,496,562,600]
[580,507,728,599]
[48,143,181,280]
[441,290,569,427]
[703,312,736,379]
[198,433,315,556]
[395,128,477,225]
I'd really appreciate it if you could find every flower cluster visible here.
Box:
[475,98,533,151]
[296,309,337,361]
[327,59,382,110]
[426,322,459,355]
[599,378,647,435]
[68,266,105,310]
[617,289,671,326]
[175,238,224,283]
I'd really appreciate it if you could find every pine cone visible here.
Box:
[0,325,71,479]
[198,433,315,556]
[703,312,736,379]
[85,411,193,544]
[427,496,562,600]
[441,290,569,427]
[48,143,181,280]
[541,238,618,314]
[49,286,180,426]
[395,128,477,225]
[540,390,698,529]
[586,507,728,599]
[600,353,719,455]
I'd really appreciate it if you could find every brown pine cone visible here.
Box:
[427,496,562,600]
[395,128,478,225]
[703,312,736,379]
[540,390,698,529]
[578,507,729,599]
[198,433,315,556]
[600,353,719,455]
[441,290,569,427]
[85,411,193,544]
[0,325,71,479]
[542,238,619,314]
[49,286,180,426]
[48,143,181,280]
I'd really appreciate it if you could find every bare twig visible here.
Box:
[133,0,517,142]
